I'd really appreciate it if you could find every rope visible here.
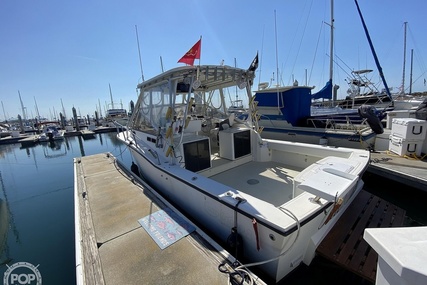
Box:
[220,207,301,285]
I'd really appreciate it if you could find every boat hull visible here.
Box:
[122,133,363,282]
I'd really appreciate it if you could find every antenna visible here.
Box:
[258,25,265,88]
[135,25,145,82]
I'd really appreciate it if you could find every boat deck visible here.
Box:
[209,159,300,207]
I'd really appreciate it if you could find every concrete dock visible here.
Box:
[74,153,260,285]
[368,150,427,190]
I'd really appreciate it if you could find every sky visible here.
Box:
[1,0,427,121]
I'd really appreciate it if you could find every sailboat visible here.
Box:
[252,0,384,150]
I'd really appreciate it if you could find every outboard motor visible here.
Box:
[358,105,384,134]
[47,132,54,141]
[415,98,427,120]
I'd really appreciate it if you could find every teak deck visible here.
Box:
[316,189,406,283]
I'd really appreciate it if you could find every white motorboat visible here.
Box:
[117,62,370,283]
[38,125,65,142]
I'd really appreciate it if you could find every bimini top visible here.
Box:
[137,65,255,92]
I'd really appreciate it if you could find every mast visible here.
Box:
[329,0,334,86]
[409,49,413,95]
[401,21,407,95]
[61,98,67,120]
[34,97,40,119]
[1,101,7,122]
[98,99,103,118]
[354,0,392,102]
[109,84,114,109]
[18,90,27,121]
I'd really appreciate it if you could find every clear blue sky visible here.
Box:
[1,0,426,121]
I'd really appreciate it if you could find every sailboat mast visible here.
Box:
[18,90,27,121]
[61,98,67,120]
[409,49,413,95]
[34,97,40,119]
[98,99,103,118]
[328,0,335,104]
[401,21,407,95]
[329,0,334,84]
[109,84,114,109]
[354,0,392,102]
[1,101,7,122]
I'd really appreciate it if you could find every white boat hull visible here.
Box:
[121,130,365,282]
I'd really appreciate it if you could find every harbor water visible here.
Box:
[0,132,133,285]
[0,132,426,285]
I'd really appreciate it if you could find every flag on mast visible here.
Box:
[247,52,259,72]
[178,38,201,66]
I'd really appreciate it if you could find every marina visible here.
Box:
[73,152,415,285]
[0,126,118,146]
[2,1,427,283]
[0,131,426,284]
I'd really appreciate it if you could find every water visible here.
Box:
[0,133,426,285]
[0,132,133,285]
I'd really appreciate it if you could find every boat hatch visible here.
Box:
[293,156,359,201]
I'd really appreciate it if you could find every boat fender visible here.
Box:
[165,125,173,138]
[184,117,191,128]
[165,107,173,120]
[166,146,173,157]
[357,105,384,134]
[188,97,194,113]
[415,97,427,120]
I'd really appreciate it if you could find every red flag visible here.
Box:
[178,39,201,66]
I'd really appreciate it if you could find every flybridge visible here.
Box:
[106,109,127,117]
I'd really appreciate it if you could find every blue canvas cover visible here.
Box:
[312,79,332,100]
[254,87,312,125]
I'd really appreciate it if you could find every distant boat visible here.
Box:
[117,60,370,283]
[104,84,129,127]
[337,69,421,111]
[38,125,65,142]
[104,108,129,127]
[253,85,382,149]
[0,125,11,138]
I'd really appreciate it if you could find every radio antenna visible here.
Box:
[135,25,145,82]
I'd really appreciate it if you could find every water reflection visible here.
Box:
[42,140,67,159]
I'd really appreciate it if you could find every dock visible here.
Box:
[368,150,427,190]
[0,126,119,146]
[74,153,259,285]
[80,130,96,140]
[316,190,406,283]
